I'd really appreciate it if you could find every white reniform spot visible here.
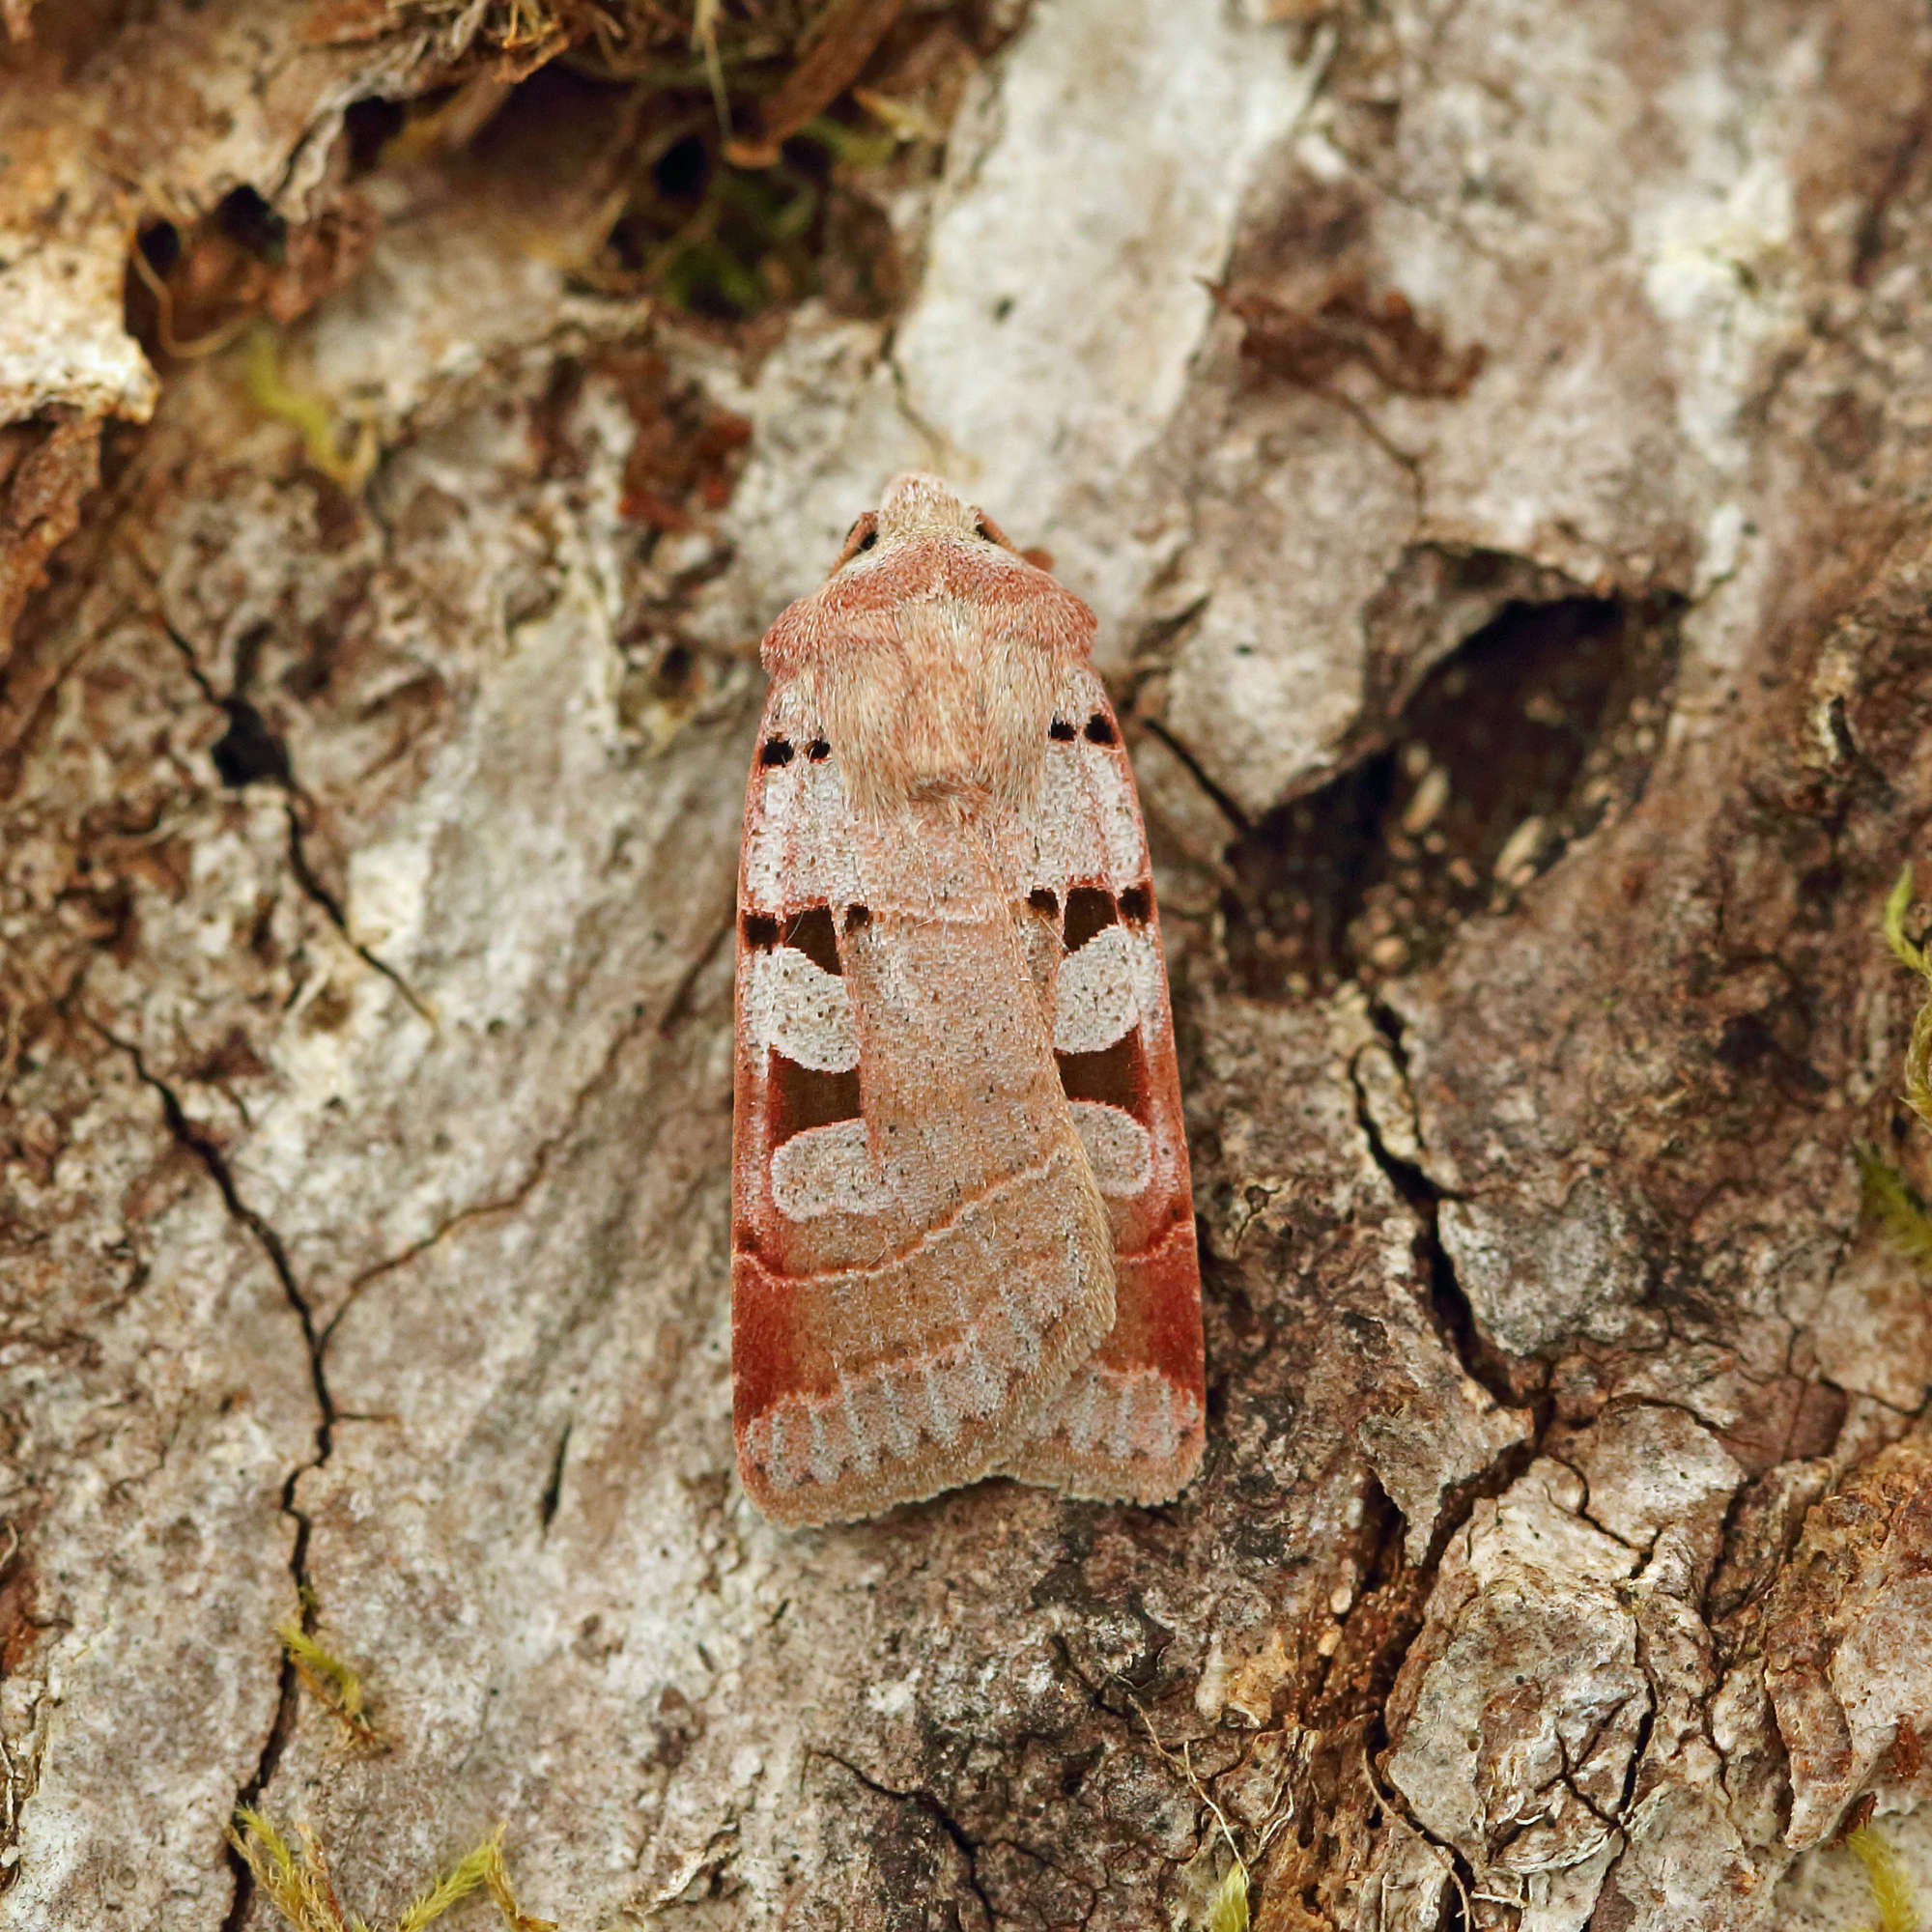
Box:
[747,943,859,1070]
[1054,923,1151,1053]
[745,753,863,909]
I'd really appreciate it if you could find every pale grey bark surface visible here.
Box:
[2,3,1931,1928]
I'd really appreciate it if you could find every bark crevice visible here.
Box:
[99,1027,335,1932]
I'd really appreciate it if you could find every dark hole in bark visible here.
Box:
[1057,1030,1148,1120]
[1063,886,1119,953]
[215,185,287,261]
[342,97,407,177]
[655,643,694,693]
[1059,1745,1102,1796]
[537,1423,570,1530]
[211,699,293,789]
[1716,1006,1831,1101]
[783,905,841,975]
[1223,590,1682,995]
[770,1054,863,1145]
[356,16,924,329]
[137,220,181,274]
[654,133,711,202]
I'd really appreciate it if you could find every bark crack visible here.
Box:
[1351,1000,1539,1421]
[321,931,723,1346]
[158,621,435,1024]
[1139,717,1253,836]
[1360,1728,1485,1932]
[93,1022,336,1932]
[808,1746,997,1930]
[1852,48,1932,286]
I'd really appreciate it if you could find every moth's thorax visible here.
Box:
[762,524,1097,818]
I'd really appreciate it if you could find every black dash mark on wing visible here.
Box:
[742,912,780,950]
[760,737,794,767]
[1084,713,1118,745]
[1028,887,1061,918]
[1063,886,1119,953]
[1048,719,1077,742]
[1057,1029,1150,1122]
[770,1052,863,1146]
[783,905,841,975]
[1119,883,1151,923]
[843,903,871,934]
[807,738,832,761]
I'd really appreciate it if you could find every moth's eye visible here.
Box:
[971,510,1015,550]
[832,513,880,572]
[1048,719,1077,742]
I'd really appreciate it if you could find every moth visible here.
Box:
[731,473,1204,1525]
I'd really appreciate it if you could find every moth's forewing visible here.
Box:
[993,678,1206,1504]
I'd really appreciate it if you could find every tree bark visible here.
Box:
[2,3,1931,1928]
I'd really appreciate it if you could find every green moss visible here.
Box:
[1884,863,1932,1134]
[228,1812,555,1932]
[1846,1823,1922,1932]
[242,325,378,493]
[1856,1149,1932,1272]
[276,1621,381,1747]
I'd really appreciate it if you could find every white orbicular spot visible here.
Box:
[771,1119,886,1220]
[1032,753,1106,887]
[746,944,858,1071]
[1054,923,1160,1054]
[1070,1100,1153,1197]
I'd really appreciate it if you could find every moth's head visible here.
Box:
[827,471,1026,575]
[766,469,1093,684]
